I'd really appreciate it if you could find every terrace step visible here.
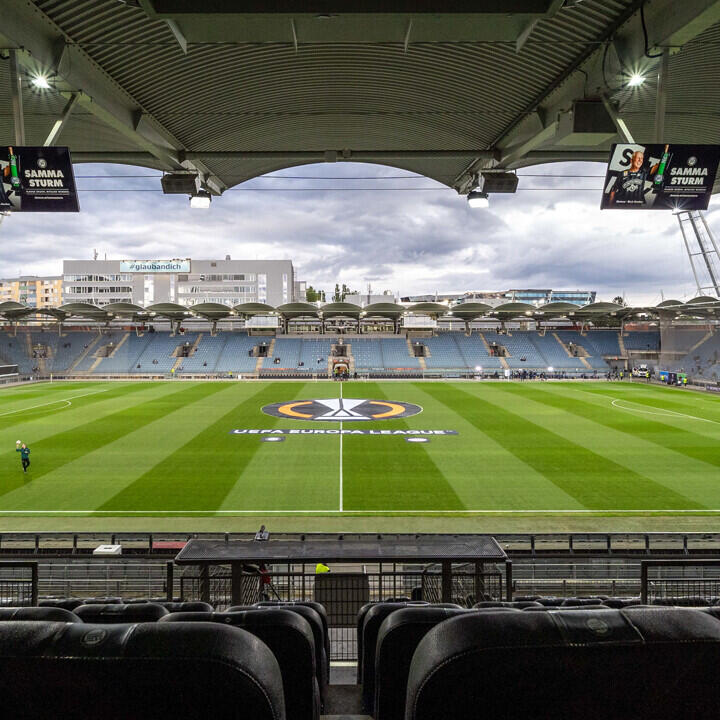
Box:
[68,334,103,373]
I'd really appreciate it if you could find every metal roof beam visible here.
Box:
[490,0,720,173]
[43,92,80,147]
[0,0,225,195]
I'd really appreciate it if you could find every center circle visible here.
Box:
[262,398,422,422]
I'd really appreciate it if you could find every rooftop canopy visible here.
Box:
[448,302,494,321]
[233,303,278,318]
[319,302,362,319]
[145,303,195,321]
[362,302,408,320]
[487,302,537,319]
[188,303,234,321]
[276,303,320,320]
[407,302,452,317]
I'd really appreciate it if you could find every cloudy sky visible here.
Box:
[1,160,717,305]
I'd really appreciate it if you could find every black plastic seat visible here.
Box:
[356,600,429,683]
[361,602,459,712]
[38,598,84,611]
[602,597,641,609]
[75,602,169,624]
[0,621,285,719]
[562,597,606,607]
[474,601,543,609]
[81,597,123,605]
[0,607,80,623]
[160,601,213,613]
[255,601,330,677]
[406,608,720,720]
[230,604,328,697]
[374,606,469,720]
[161,609,319,720]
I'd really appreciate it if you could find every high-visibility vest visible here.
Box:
[315,563,330,574]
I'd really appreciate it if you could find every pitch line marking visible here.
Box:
[0,389,108,418]
[5,509,720,514]
[339,381,343,512]
[610,398,720,425]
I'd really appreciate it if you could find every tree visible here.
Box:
[612,295,627,307]
[305,285,321,302]
[333,283,341,302]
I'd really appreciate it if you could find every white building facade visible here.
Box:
[63,258,295,308]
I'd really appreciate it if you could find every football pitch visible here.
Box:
[1,379,720,531]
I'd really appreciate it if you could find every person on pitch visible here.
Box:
[15,441,30,473]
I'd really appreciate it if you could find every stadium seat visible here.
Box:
[474,600,543,609]
[356,600,429,683]
[81,597,123,604]
[230,604,328,696]
[361,602,460,712]
[374,606,469,720]
[602,597,641,609]
[255,600,330,677]
[561,597,607,606]
[38,598,85,611]
[160,600,213,613]
[0,607,80,623]
[405,608,720,720]
[0,621,286,719]
[161,609,320,720]
[75,602,169,623]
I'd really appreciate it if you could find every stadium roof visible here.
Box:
[2,1,720,196]
[3,298,720,323]
[319,302,362,319]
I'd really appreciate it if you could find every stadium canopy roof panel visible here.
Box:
[487,302,537,319]
[103,302,150,318]
[448,302,494,321]
[0,301,36,320]
[408,302,452,317]
[362,302,407,319]
[277,303,320,319]
[188,302,234,321]
[3,0,720,196]
[145,303,194,320]
[233,303,278,317]
[57,302,110,320]
[319,302,362,319]
[535,301,581,318]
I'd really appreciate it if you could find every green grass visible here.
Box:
[2,379,720,528]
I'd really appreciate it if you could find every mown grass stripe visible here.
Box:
[218,382,341,512]
[537,383,720,467]
[409,383,585,510]
[0,381,158,433]
[0,382,242,512]
[98,383,308,511]
[341,382,465,511]
[0,383,222,501]
[494,382,720,506]
[428,383,702,510]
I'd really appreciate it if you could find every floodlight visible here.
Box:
[627,73,646,87]
[475,365,482,372]
[190,191,211,209]
[467,190,489,208]
[548,366,554,372]
[31,75,51,89]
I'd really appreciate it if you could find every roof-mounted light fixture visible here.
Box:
[190,190,211,209]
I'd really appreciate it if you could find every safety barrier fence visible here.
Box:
[3,532,720,557]
[641,560,720,604]
[0,562,38,606]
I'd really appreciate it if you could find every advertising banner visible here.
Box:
[120,260,191,273]
[601,143,720,210]
[0,146,79,212]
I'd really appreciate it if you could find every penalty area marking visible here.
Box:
[610,398,720,426]
[0,389,109,418]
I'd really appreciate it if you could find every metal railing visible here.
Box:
[641,560,720,604]
[0,562,38,606]
[3,532,720,558]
